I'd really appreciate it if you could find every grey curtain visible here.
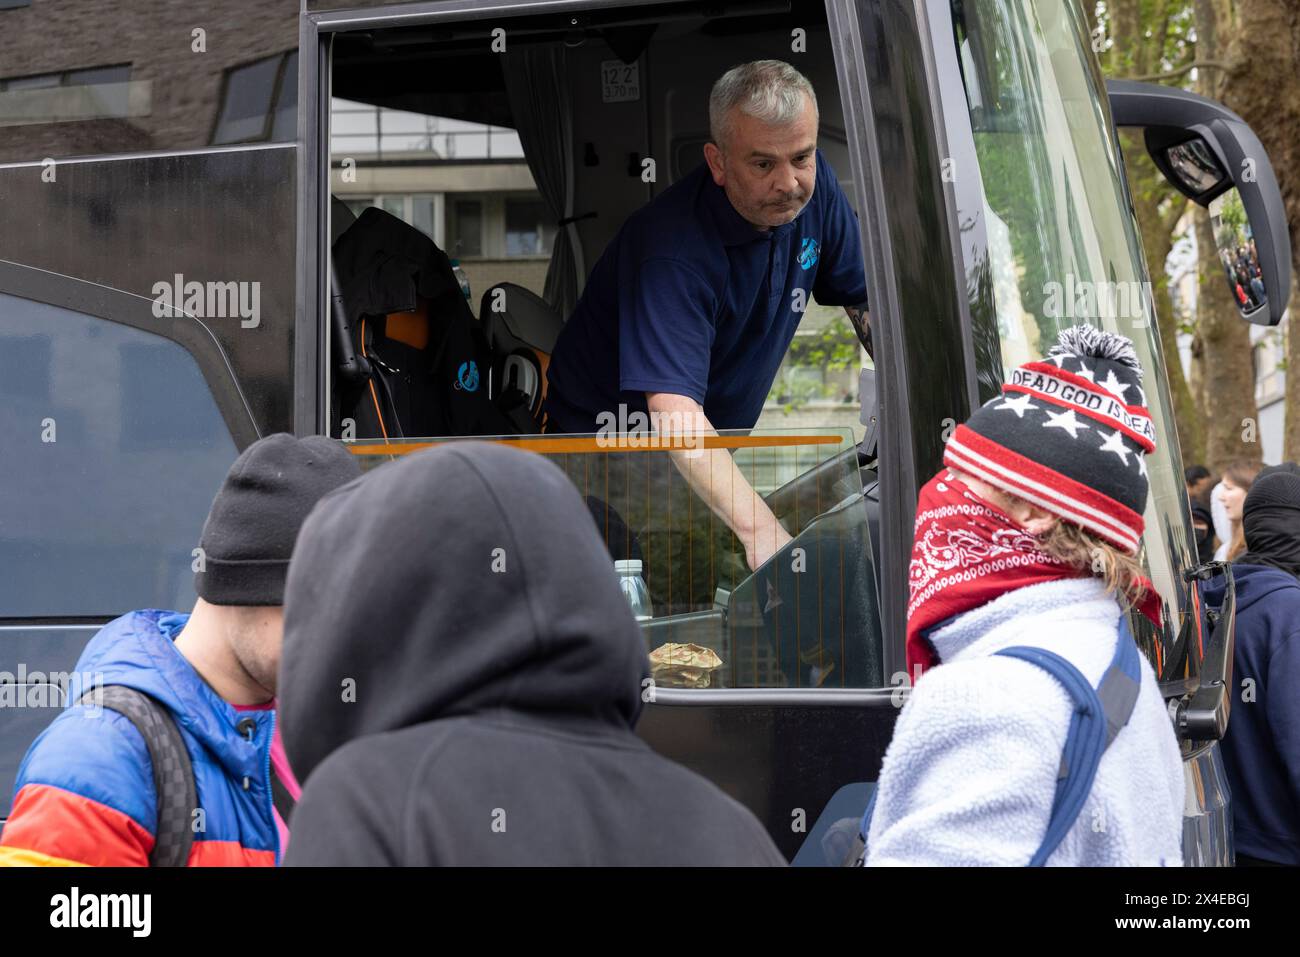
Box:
[500,45,583,319]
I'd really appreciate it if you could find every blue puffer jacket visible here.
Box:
[1203,563,1300,865]
[0,610,280,867]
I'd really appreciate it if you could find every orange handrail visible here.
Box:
[345,433,844,456]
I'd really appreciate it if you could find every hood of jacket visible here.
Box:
[279,441,649,783]
[1202,561,1300,613]
[68,609,268,783]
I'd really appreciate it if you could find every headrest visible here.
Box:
[478,283,564,356]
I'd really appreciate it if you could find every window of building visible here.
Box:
[212,51,298,144]
[448,199,483,258]
[0,63,133,124]
[505,198,554,257]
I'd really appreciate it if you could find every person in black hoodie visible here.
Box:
[1202,462,1300,866]
[278,441,785,866]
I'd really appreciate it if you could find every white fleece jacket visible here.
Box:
[866,577,1185,866]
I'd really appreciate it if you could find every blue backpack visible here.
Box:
[854,616,1142,866]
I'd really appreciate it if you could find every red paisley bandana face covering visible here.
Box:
[905,469,1084,678]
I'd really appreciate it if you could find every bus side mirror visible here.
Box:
[1106,79,1291,327]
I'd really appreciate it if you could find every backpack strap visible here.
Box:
[78,685,196,868]
[270,765,297,826]
[1097,615,1143,748]
[995,615,1141,866]
[853,615,1141,866]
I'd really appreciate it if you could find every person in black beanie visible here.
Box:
[1202,462,1300,865]
[0,434,360,868]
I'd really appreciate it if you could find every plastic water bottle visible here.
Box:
[616,560,653,622]
[450,258,471,303]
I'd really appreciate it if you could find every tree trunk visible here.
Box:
[1190,0,1261,470]
[1287,274,1300,458]
[1214,0,1300,461]
[1190,326,1209,428]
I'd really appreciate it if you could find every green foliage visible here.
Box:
[766,310,860,412]
[1218,191,1248,233]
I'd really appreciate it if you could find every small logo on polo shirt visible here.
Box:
[456,360,480,392]
[798,237,820,270]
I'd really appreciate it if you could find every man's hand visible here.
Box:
[645,392,792,572]
[744,511,795,571]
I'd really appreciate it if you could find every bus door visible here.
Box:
[301,0,940,862]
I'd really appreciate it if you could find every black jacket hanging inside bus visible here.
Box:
[330,206,537,440]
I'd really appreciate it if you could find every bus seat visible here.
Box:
[332,207,525,440]
[478,282,565,427]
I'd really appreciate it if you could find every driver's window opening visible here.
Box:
[326,0,882,690]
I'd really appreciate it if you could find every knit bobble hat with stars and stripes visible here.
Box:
[943,324,1155,555]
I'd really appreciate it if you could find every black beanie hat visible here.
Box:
[195,434,362,606]
[1243,462,1300,516]
[1239,462,1300,573]
[943,324,1156,554]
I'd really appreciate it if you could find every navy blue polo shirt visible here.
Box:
[543,148,868,433]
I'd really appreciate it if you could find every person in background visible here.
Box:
[1215,460,1262,562]
[865,324,1182,866]
[1185,464,1213,505]
[1202,463,1300,866]
[1191,498,1217,565]
[1249,271,1267,309]
[0,435,359,867]
[1186,464,1216,563]
[279,441,786,866]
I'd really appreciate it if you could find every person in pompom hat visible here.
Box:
[1202,462,1300,865]
[864,324,1184,866]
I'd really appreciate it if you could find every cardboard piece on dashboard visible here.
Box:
[649,643,723,689]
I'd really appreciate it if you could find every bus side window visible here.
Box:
[0,292,239,617]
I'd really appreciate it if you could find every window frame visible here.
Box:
[299,0,914,696]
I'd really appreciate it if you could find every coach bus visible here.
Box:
[0,0,1291,864]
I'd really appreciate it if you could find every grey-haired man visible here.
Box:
[543,59,871,573]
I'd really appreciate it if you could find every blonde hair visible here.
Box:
[1033,519,1151,612]
[946,466,1151,611]
[965,473,1150,610]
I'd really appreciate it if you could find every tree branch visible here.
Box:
[1145,0,1173,77]
[1121,59,1229,82]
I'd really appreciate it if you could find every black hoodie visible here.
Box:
[279,441,784,866]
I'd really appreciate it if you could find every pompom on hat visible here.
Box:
[943,323,1156,554]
